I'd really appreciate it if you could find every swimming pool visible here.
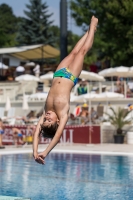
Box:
[0,153,133,200]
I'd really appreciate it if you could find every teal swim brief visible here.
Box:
[53,67,78,86]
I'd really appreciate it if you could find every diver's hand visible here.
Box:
[33,151,45,165]
[37,151,47,164]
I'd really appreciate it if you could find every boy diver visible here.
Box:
[33,16,98,164]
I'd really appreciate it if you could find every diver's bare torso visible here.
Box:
[45,77,74,118]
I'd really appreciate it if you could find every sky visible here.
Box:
[0,0,83,35]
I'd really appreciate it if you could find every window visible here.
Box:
[2,58,9,66]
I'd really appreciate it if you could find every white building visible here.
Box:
[0,54,21,67]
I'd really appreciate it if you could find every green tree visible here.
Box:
[48,27,81,52]
[70,0,133,66]
[0,4,20,47]
[16,0,55,46]
[49,25,60,48]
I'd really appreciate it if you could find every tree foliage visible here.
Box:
[0,4,20,47]
[47,26,81,63]
[16,0,55,46]
[49,25,60,48]
[70,0,133,66]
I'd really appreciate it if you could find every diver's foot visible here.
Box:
[90,16,98,32]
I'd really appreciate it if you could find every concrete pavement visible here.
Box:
[0,143,133,156]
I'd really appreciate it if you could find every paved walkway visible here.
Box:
[0,143,133,155]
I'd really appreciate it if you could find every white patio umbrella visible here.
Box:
[98,68,114,77]
[98,66,132,97]
[40,71,54,81]
[96,92,125,123]
[71,92,124,106]
[5,96,11,111]
[94,92,124,114]
[130,66,133,71]
[70,93,97,103]
[98,66,131,77]
[79,70,105,94]
[70,93,98,122]
[0,62,8,69]
[28,92,48,101]
[79,70,105,81]
[94,92,124,101]
[15,74,40,82]
[16,66,25,72]
[24,62,35,67]
[15,74,41,95]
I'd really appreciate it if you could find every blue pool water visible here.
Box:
[0,153,133,200]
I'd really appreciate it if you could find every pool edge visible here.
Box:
[0,148,133,156]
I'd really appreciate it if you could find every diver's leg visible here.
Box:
[56,29,90,71]
[68,16,98,77]
[18,138,24,144]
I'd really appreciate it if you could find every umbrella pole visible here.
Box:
[89,99,92,144]
[111,77,114,92]
[22,86,25,95]
[99,82,102,93]
[124,80,127,98]
[41,46,44,74]
[106,101,108,112]
[0,54,3,76]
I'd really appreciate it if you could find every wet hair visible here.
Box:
[39,122,59,139]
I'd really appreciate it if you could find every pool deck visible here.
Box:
[0,143,133,156]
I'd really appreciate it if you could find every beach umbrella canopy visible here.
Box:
[79,70,105,81]
[71,92,124,103]
[70,93,98,103]
[40,71,54,81]
[99,66,132,98]
[15,74,40,82]
[94,92,124,101]
[16,66,25,72]
[28,92,48,100]
[95,92,124,116]
[70,93,79,102]
[98,68,115,77]
[99,66,131,77]
[10,44,60,60]
[0,62,8,69]
[24,62,35,67]
[129,66,133,74]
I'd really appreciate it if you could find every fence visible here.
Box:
[2,124,101,145]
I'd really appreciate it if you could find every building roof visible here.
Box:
[0,44,60,60]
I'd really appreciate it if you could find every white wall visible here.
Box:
[0,55,26,67]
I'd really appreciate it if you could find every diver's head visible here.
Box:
[40,111,59,138]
